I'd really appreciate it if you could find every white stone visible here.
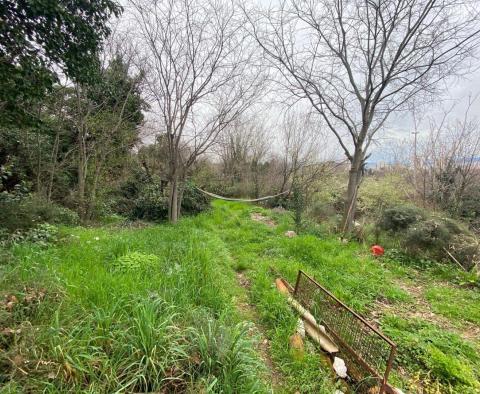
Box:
[333,357,348,378]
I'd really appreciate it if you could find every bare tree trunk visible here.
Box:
[47,131,60,202]
[176,182,184,220]
[87,158,104,220]
[168,175,179,223]
[342,150,364,233]
[78,161,86,219]
[78,129,88,220]
[35,128,42,195]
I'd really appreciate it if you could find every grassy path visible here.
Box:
[234,271,282,389]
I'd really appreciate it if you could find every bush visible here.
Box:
[309,200,337,221]
[180,181,209,216]
[0,195,79,233]
[358,173,413,217]
[379,205,425,232]
[448,234,479,271]
[378,206,480,269]
[131,183,169,221]
[115,177,209,222]
[1,223,59,247]
[404,219,451,253]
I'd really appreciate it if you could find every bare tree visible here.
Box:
[216,116,271,197]
[249,122,271,198]
[276,109,335,227]
[246,0,480,232]
[129,0,265,222]
[278,110,321,194]
[417,97,480,214]
[217,119,255,187]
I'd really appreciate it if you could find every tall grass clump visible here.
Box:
[186,316,266,393]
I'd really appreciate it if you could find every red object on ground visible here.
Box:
[371,245,385,256]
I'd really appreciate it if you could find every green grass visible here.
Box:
[1,200,479,393]
[0,216,266,393]
[382,316,480,392]
[425,285,480,326]
[201,201,480,393]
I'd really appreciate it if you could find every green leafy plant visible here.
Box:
[2,223,59,247]
[112,252,160,272]
[378,206,479,268]
[382,316,480,390]
[404,219,451,253]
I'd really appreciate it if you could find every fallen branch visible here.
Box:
[443,247,467,271]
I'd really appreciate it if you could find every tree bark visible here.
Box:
[47,131,60,202]
[168,176,179,223]
[77,127,88,220]
[87,158,104,220]
[176,182,184,220]
[342,149,364,233]
[78,160,86,219]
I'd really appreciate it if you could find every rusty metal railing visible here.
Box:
[293,270,396,394]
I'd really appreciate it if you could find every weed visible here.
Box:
[111,251,159,272]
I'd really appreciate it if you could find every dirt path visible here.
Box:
[234,271,283,390]
[250,212,277,227]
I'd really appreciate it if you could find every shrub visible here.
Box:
[2,223,59,247]
[378,206,480,269]
[309,200,337,221]
[116,177,209,222]
[180,181,209,216]
[0,195,78,233]
[358,174,413,217]
[379,205,425,232]
[131,183,169,221]
[448,234,479,271]
[404,219,451,254]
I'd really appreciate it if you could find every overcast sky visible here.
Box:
[368,71,480,165]
[122,0,480,165]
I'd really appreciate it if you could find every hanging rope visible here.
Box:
[195,187,289,202]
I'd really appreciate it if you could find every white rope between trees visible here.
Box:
[195,187,289,202]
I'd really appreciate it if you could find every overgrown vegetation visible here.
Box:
[0,209,267,392]
[1,200,479,393]
[2,0,480,392]
[377,205,479,270]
